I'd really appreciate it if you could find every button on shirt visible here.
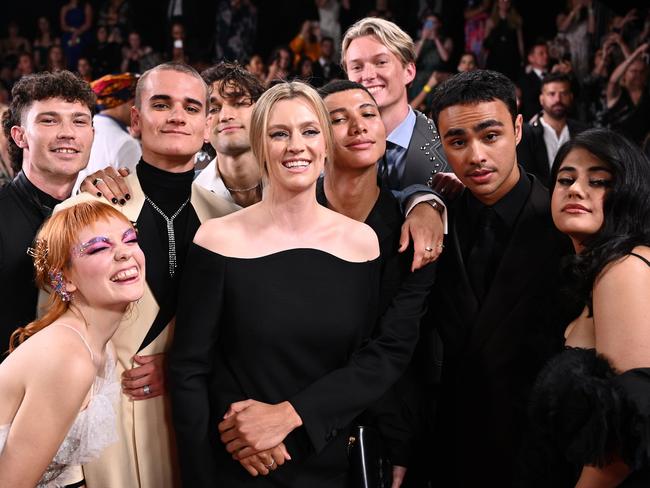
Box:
[539,116,570,169]
[384,107,417,185]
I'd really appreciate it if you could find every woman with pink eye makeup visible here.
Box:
[0,200,145,488]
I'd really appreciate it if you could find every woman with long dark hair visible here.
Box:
[526,128,650,487]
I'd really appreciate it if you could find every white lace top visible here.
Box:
[0,325,120,487]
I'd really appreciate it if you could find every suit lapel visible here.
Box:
[439,196,479,338]
[401,111,447,188]
[467,180,551,352]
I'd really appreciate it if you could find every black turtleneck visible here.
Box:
[134,159,200,350]
[0,172,65,360]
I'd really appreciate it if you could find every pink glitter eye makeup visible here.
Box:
[76,236,111,256]
[75,227,137,256]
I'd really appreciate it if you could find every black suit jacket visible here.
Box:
[518,71,543,122]
[425,175,573,487]
[517,117,590,187]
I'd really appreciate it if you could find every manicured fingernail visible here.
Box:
[119,199,126,205]
[96,192,102,197]
[111,197,118,204]
[125,193,131,200]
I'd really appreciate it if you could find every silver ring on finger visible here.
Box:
[264,459,276,469]
[143,384,151,395]
[93,177,104,186]
[424,246,434,252]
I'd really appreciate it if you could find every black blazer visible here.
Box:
[517,118,590,187]
[425,175,573,487]
[518,71,544,122]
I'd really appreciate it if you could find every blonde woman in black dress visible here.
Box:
[170,82,404,487]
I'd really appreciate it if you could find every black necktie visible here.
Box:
[467,206,499,303]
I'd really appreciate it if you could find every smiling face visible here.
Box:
[324,88,385,172]
[438,100,522,205]
[66,217,145,308]
[265,97,325,191]
[344,35,415,113]
[207,81,255,157]
[12,97,93,182]
[132,69,208,171]
[551,147,613,251]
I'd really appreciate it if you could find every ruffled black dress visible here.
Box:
[523,347,650,487]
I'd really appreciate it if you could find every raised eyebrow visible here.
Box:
[474,119,504,132]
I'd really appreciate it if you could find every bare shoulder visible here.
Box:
[12,325,95,392]
[327,210,380,262]
[597,246,650,289]
[193,204,259,255]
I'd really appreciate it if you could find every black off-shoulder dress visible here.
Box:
[523,253,650,487]
[170,244,389,487]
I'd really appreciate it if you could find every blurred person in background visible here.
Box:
[0,21,31,67]
[290,19,322,67]
[519,40,550,121]
[556,0,596,79]
[245,54,266,84]
[409,12,453,107]
[214,0,257,63]
[74,73,140,194]
[88,25,122,78]
[47,45,68,73]
[98,0,134,44]
[60,0,94,71]
[266,46,292,85]
[483,0,524,81]
[121,31,158,74]
[77,56,93,83]
[604,42,650,146]
[32,16,61,71]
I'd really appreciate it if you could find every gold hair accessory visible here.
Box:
[26,238,49,274]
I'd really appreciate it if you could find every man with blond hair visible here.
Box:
[342,17,449,193]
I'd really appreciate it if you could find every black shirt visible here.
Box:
[0,172,63,358]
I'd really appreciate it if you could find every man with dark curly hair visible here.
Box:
[194,62,265,208]
[0,70,95,359]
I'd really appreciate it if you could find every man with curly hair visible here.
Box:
[0,70,95,359]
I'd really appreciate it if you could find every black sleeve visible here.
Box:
[290,259,436,453]
[169,243,244,487]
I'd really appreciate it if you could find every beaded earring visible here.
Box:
[49,270,72,302]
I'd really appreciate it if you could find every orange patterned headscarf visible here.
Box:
[91,73,138,111]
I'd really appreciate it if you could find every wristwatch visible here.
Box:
[430,199,444,215]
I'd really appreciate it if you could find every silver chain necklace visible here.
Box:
[144,195,190,277]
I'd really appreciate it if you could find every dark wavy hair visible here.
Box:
[550,128,650,312]
[2,70,96,172]
[201,61,265,102]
